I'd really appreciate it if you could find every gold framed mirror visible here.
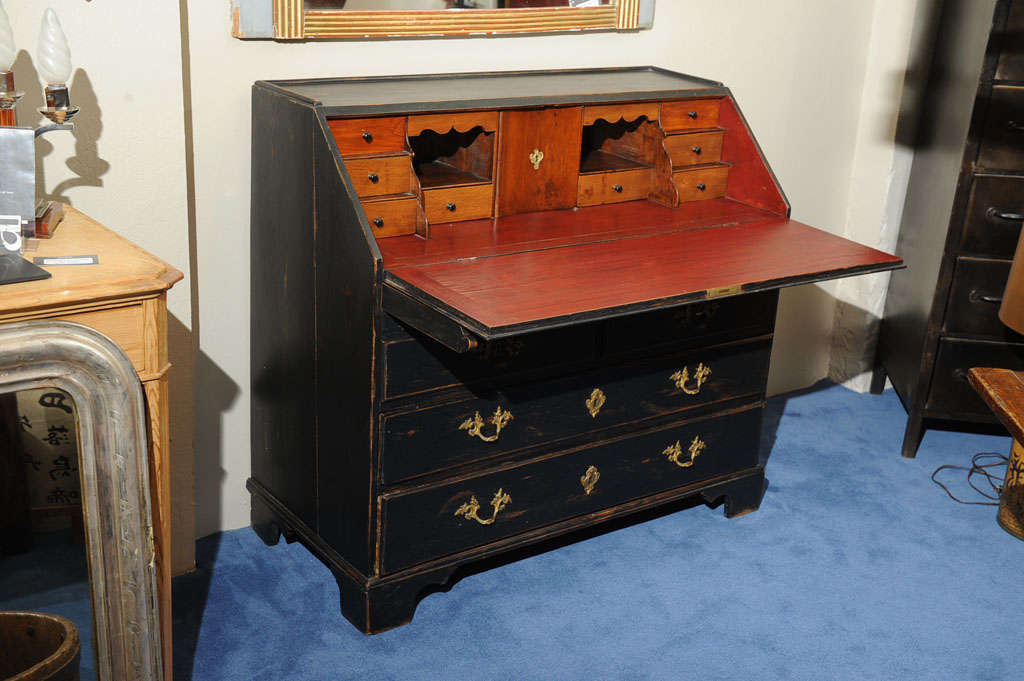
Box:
[231,1,654,40]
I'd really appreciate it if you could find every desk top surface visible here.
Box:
[0,206,183,318]
[969,368,1024,444]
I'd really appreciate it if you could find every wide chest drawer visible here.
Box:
[381,404,762,573]
[926,338,1024,417]
[380,337,771,485]
[959,174,1024,258]
[944,257,1024,340]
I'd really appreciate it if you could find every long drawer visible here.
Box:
[959,174,1024,258]
[926,338,1024,417]
[944,257,1024,340]
[381,404,762,573]
[380,337,771,484]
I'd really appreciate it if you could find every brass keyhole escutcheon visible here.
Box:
[529,148,544,170]
[585,388,606,418]
[580,465,600,495]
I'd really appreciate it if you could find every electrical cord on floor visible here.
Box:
[931,452,1008,506]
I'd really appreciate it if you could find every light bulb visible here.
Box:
[0,2,16,73]
[37,8,71,86]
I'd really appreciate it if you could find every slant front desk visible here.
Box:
[249,67,902,633]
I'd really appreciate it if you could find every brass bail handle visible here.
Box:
[459,406,513,442]
[455,488,511,526]
[663,436,706,468]
[670,362,712,395]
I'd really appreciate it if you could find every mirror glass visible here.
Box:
[306,1,614,9]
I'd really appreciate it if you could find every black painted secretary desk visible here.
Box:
[249,67,902,633]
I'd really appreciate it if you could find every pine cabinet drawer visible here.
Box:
[661,99,721,132]
[423,184,494,223]
[381,404,762,573]
[379,338,771,485]
[926,338,1024,417]
[664,130,725,167]
[343,155,414,197]
[960,174,1024,258]
[673,164,729,201]
[577,169,651,207]
[329,117,407,155]
[362,196,418,238]
[944,257,1024,341]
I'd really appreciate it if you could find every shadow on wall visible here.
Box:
[192,350,240,543]
[12,50,110,203]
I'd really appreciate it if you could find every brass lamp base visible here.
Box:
[997,441,1024,540]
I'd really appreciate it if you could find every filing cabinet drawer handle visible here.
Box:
[454,488,511,526]
[663,436,706,468]
[459,406,513,442]
[586,388,606,418]
[670,363,712,395]
[580,465,600,495]
[969,289,1003,305]
[1007,120,1024,133]
[986,207,1024,222]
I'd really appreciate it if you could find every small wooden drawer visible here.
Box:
[423,184,494,223]
[362,195,419,238]
[960,174,1024,258]
[582,103,659,126]
[381,404,762,573]
[673,163,729,202]
[996,1,1024,82]
[577,169,651,207]
[408,111,499,136]
[343,155,413,197]
[605,291,778,355]
[661,99,721,132]
[379,338,770,485]
[978,86,1024,171]
[926,338,1024,418]
[664,130,725,167]
[385,324,599,399]
[329,117,407,155]
[944,257,1023,340]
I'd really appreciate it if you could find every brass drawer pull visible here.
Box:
[580,465,600,495]
[459,406,513,442]
[670,363,711,395]
[585,388,606,418]
[663,436,706,468]
[455,488,511,526]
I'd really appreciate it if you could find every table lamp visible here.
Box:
[999,230,1024,334]
[0,7,78,285]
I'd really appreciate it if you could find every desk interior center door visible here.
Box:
[497,106,583,216]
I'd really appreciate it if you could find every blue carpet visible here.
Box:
[4,383,1022,680]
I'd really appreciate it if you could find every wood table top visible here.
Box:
[968,368,1024,444]
[0,207,183,319]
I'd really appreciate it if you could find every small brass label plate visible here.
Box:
[706,284,742,299]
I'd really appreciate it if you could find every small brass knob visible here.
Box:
[368,173,379,183]
[696,183,707,191]
[447,202,457,212]
[687,111,698,119]
[613,184,623,193]
[362,131,373,142]
[373,217,383,228]
[691,146,702,154]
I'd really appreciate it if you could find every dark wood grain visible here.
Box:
[382,404,763,572]
[496,107,583,215]
[386,218,902,336]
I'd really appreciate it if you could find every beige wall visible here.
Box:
[7,0,921,557]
